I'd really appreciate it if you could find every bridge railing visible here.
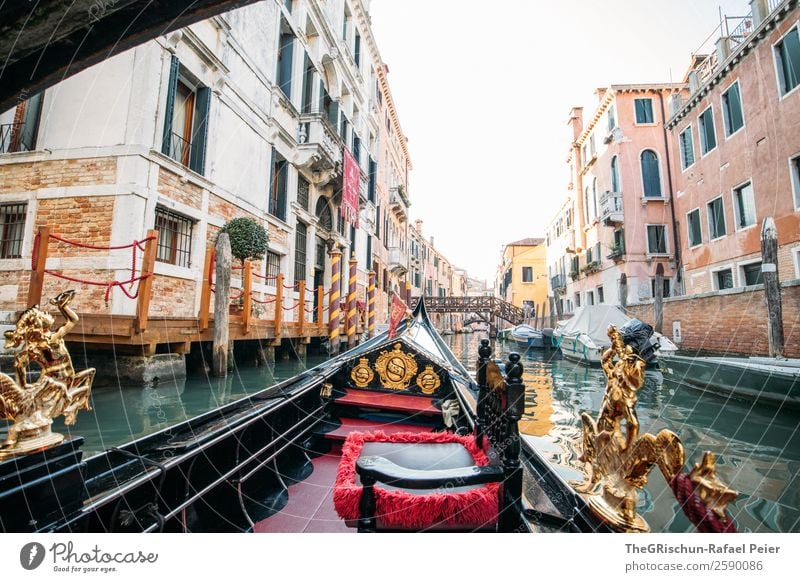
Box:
[416,296,524,325]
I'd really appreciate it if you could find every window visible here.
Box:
[707,196,727,239]
[597,286,604,303]
[732,181,756,229]
[641,150,662,198]
[267,251,281,279]
[315,197,333,231]
[575,293,581,308]
[587,291,594,305]
[301,53,315,114]
[634,98,654,124]
[155,207,194,268]
[646,224,668,254]
[269,150,288,221]
[715,268,734,290]
[607,105,616,133]
[354,31,361,67]
[651,278,672,298]
[721,81,744,136]
[161,56,211,174]
[742,262,763,286]
[612,228,625,254]
[522,266,533,282]
[297,176,309,211]
[687,209,702,247]
[0,93,43,154]
[277,20,295,99]
[791,154,800,209]
[611,156,620,192]
[679,126,695,170]
[294,221,307,284]
[698,107,717,155]
[368,158,377,203]
[0,203,27,259]
[775,26,800,96]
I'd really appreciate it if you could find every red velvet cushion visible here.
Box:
[333,431,500,530]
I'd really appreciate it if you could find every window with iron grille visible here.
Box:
[155,207,194,268]
[297,176,309,211]
[294,221,307,284]
[267,251,281,280]
[315,238,326,270]
[0,203,27,259]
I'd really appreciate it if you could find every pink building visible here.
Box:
[669,0,800,293]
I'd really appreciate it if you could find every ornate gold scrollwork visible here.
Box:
[349,358,375,388]
[572,325,737,532]
[374,343,417,390]
[415,364,441,395]
[0,290,95,459]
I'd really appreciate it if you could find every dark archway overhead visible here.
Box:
[0,0,261,113]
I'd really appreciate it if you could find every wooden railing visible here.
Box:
[417,295,525,325]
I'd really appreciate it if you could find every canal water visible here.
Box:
[40,333,800,533]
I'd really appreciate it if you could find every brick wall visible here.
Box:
[627,281,800,358]
[158,168,202,209]
[0,158,115,191]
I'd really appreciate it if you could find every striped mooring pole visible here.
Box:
[405,280,412,307]
[367,270,376,339]
[347,258,358,347]
[328,249,342,354]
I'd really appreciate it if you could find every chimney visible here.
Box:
[750,0,769,26]
[415,219,423,234]
[430,236,435,247]
[715,36,731,63]
[669,93,683,117]
[568,107,584,141]
[596,87,608,103]
[688,71,700,94]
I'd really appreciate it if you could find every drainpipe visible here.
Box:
[658,91,683,292]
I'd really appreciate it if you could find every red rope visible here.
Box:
[251,296,277,305]
[669,473,736,533]
[283,282,297,290]
[252,272,277,281]
[49,233,155,251]
[282,301,302,311]
[44,270,151,304]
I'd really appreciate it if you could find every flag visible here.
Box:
[388,293,408,340]
[341,148,360,228]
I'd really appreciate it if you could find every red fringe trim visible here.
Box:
[333,431,499,529]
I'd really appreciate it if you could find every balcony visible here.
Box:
[564,230,577,254]
[388,247,408,274]
[0,123,34,154]
[550,274,567,292]
[389,185,410,221]
[296,113,343,184]
[599,191,624,225]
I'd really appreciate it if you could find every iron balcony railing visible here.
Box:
[388,247,408,272]
[599,191,624,225]
[0,123,33,154]
[550,274,567,291]
[167,131,192,167]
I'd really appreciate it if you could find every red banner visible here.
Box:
[342,148,360,228]
[387,293,409,340]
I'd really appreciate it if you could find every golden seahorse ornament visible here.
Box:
[572,325,737,532]
[1,290,95,459]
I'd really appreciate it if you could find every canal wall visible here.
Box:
[626,279,800,358]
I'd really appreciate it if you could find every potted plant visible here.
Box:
[219,217,269,267]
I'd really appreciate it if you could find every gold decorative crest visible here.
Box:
[374,343,418,390]
[350,358,375,388]
[415,365,441,395]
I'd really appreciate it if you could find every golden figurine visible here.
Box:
[573,325,736,532]
[1,290,94,459]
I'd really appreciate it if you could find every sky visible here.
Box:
[369,0,752,282]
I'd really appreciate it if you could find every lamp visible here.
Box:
[326,234,337,252]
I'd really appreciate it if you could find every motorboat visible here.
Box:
[508,324,546,349]
[553,305,677,366]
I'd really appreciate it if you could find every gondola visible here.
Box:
[0,296,737,534]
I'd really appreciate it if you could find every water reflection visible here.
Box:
[445,333,800,533]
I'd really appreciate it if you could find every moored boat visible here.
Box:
[508,324,546,349]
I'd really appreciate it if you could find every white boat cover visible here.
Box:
[555,305,631,347]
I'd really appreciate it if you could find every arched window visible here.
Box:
[611,156,620,192]
[641,150,662,198]
[315,197,333,231]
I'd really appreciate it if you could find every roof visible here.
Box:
[506,237,545,247]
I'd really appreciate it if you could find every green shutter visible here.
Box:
[20,91,43,150]
[161,55,180,155]
[278,32,294,98]
[189,86,211,175]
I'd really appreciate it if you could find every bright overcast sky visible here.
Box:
[369,0,752,282]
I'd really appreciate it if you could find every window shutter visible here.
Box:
[641,151,661,197]
[278,33,294,98]
[20,92,43,150]
[161,55,180,155]
[189,86,211,175]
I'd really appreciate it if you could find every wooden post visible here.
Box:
[274,273,284,342]
[242,259,252,334]
[367,271,376,339]
[549,296,556,328]
[27,225,50,308]
[328,249,342,354]
[317,285,324,334]
[405,280,412,307]
[654,263,664,334]
[347,258,358,347]
[134,229,158,333]
[761,217,784,357]
[619,273,628,310]
[198,248,213,331]
[555,292,563,319]
[298,279,306,335]
[212,233,231,377]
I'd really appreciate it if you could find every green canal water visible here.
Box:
[41,334,800,533]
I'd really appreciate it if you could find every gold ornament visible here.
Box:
[350,358,375,388]
[374,343,417,390]
[415,365,441,395]
[1,290,94,459]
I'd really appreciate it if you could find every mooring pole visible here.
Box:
[619,273,628,310]
[347,258,358,348]
[213,233,231,377]
[654,263,664,334]
[367,270,376,339]
[761,217,784,357]
[328,249,342,355]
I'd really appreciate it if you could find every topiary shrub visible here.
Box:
[219,217,269,264]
